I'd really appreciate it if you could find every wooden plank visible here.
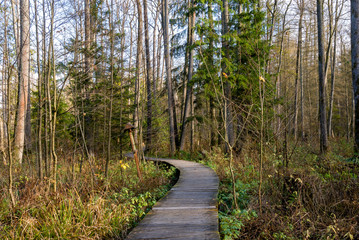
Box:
[126,156,220,240]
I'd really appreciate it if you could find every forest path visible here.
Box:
[126,156,220,240]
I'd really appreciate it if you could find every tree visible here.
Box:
[317,0,328,154]
[143,0,153,151]
[134,0,143,146]
[3,0,16,207]
[162,0,177,155]
[351,0,359,154]
[14,0,30,164]
[222,0,234,152]
[327,0,344,137]
[84,0,94,155]
[179,0,196,151]
[293,0,304,140]
[34,0,43,179]
[105,0,114,178]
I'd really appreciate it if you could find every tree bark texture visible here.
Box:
[179,1,196,151]
[328,0,343,137]
[328,31,337,137]
[84,0,94,155]
[222,0,235,150]
[34,0,43,178]
[294,0,303,140]
[14,0,30,164]
[351,0,359,153]
[134,0,143,144]
[162,0,177,155]
[317,0,328,153]
[143,0,153,151]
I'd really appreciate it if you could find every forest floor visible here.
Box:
[1,137,358,239]
[0,157,177,239]
[170,138,359,239]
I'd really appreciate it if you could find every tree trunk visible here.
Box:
[134,0,143,145]
[84,0,94,155]
[265,0,278,73]
[179,0,196,151]
[294,0,303,140]
[328,31,337,137]
[300,33,304,140]
[327,0,343,137]
[143,0,153,151]
[190,92,194,152]
[170,28,180,148]
[25,73,31,151]
[153,4,160,97]
[275,0,291,136]
[208,3,216,148]
[105,0,115,178]
[1,5,9,165]
[181,1,190,130]
[42,0,49,177]
[14,0,30,164]
[46,0,56,190]
[51,37,58,193]
[10,0,20,60]
[351,0,359,154]
[162,0,176,155]
[34,0,43,179]
[317,0,328,154]
[156,30,162,89]
[222,0,234,151]
[7,47,16,207]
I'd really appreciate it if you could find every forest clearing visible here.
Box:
[1,0,359,239]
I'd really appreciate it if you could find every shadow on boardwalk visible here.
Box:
[126,156,220,240]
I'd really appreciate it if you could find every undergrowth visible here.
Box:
[0,157,177,239]
[195,138,359,239]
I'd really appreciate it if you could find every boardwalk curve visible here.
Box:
[126,156,220,240]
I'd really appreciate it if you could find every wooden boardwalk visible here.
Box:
[126,156,220,240]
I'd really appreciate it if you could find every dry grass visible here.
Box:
[0,156,176,239]
[204,138,359,239]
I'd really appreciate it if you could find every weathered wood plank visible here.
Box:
[126,157,220,240]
